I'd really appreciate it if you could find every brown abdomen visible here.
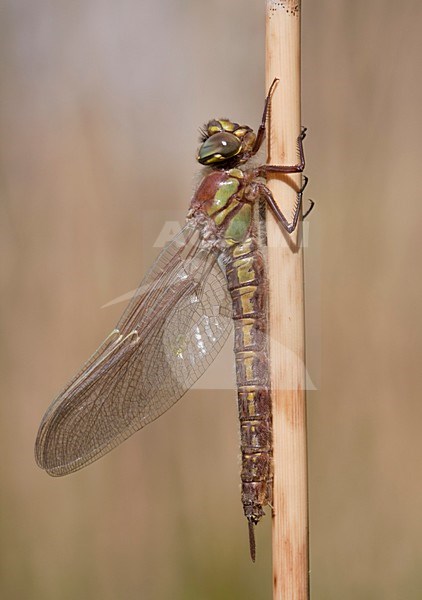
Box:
[225,238,272,525]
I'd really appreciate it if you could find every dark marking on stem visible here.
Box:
[268,1,300,18]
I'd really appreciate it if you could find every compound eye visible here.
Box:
[197,132,241,165]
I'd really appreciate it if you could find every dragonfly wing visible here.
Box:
[35,223,232,476]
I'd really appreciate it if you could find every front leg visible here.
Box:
[257,127,307,177]
[250,78,279,156]
[258,176,309,234]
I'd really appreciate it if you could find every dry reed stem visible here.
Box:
[265,1,309,599]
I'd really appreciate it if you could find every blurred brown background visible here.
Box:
[1,1,421,598]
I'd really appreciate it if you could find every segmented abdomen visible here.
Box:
[224,237,272,525]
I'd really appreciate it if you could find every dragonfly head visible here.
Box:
[197,119,256,167]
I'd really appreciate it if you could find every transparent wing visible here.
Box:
[35,222,232,476]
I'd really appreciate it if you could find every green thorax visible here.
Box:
[191,168,253,245]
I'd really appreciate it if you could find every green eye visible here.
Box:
[197,132,241,165]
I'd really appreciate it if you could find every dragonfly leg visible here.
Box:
[303,198,315,221]
[256,126,307,176]
[250,78,279,156]
[258,176,309,234]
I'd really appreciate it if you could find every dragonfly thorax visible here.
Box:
[197,119,256,167]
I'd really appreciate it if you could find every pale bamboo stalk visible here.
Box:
[265,1,309,599]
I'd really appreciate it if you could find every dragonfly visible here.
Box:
[35,79,312,562]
